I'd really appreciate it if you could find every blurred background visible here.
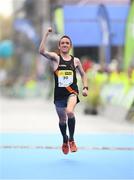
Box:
[0,0,134,125]
[0,2,134,179]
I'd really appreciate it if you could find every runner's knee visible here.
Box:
[59,117,66,124]
[66,109,74,118]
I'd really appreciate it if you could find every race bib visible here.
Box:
[58,70,73,87]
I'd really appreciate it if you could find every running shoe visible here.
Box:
[62,142,69,154]
[69,140,77,152]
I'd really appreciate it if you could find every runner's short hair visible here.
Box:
[59,35,72,46]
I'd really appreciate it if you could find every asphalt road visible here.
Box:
[0,97,133,134]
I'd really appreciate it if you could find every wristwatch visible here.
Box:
[83,87,88,90]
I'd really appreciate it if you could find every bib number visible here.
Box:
[58,70,73,87]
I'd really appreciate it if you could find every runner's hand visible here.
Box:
[48,27,52,33]
[82,88,88,97]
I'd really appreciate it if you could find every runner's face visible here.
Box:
[59,38,72,53]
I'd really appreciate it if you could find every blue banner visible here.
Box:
[97,4,111,64]
[14,18,39,46]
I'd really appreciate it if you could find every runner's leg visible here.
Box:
[55,107,68,143]
[66,94,77,141]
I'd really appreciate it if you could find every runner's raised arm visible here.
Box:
[39,27,59,61]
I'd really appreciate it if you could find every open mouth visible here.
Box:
[62,47,68,50]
